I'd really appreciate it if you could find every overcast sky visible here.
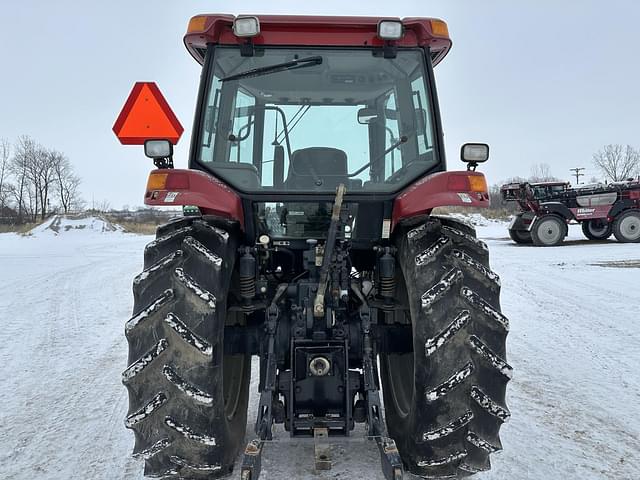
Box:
[1,1,639,208]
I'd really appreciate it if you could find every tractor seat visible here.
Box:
[285,147,348,190]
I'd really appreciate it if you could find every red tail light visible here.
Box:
[165,172,190,190]
[447,173,488,193]
[447,175,470,191]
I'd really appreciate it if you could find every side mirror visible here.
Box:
[461,143,489,170]
[144,139,174,168]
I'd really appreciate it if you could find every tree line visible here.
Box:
[0,135,82,224]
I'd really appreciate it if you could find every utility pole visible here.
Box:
[569,167,585,185]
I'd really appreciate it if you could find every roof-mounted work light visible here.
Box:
[233,16,260,37]
[377,20,403,40]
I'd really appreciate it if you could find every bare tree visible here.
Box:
[0,139,9,215]
[51,151,82,214]
[13,137,62,221]
[593,144,640,182]
[5,184,21,214]
[10,136,37,222]
[4,136,82,222]
[529,163,558,182]
[25,183,37,221]
[0,185,12,217]
[16,137,44,221]
[34,148,57,220]
[95,199,111,213]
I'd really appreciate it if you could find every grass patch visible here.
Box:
[116,221,158,235]
[0,222,43,234]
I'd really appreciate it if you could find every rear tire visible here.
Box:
[508,229,532,244]
[581,219,612,240]
[123,217,250,479]
[381,218,511,477]
[613,210,640,243]
[531,215,567,246]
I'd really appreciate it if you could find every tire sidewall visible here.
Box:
[126,217,250,477]
[613,210,640,243]
[509,229,532,244]
[532,215,566,246]
[381,218,509,476]
[582,219,612,240]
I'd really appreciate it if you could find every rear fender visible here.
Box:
[144,169,244,228]
[391,171,489,230]
[510,212,535,231]
[608,199,638,221]
[538,202,574,221]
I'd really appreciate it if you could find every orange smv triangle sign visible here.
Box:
[113,82,184,145]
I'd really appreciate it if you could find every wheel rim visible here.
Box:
[537,218,563,244]
[588,220,609,237]
[619,214,640,241]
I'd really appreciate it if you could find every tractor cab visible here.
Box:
[127,15,490,244]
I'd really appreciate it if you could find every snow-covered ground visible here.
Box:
[0,216,638,479]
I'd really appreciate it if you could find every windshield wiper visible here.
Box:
[221,56,323,82]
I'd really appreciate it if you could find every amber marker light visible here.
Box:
[468,175,488,193]
[447,174,488,193]
[146,172,168,191]
[430,19,449,38]
[187,16,208,33]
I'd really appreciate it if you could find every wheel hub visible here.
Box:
[588,221,608,236]
[620,215,640,240]
[538,219,562,244]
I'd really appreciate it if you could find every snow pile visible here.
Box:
[27,214,124,237]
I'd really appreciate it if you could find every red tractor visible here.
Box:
[119,15,511,480]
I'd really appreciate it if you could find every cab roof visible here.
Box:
[184,15,452,66]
